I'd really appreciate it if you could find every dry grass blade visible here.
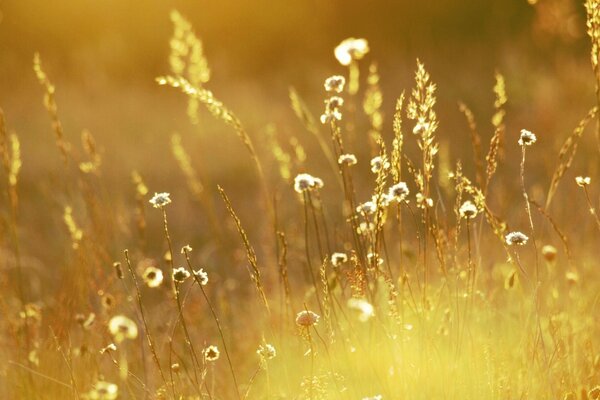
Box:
[546,106,598,208]
[218,185,271,315]
[459,102,484,187]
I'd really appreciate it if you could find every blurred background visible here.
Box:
[0,0,598,272]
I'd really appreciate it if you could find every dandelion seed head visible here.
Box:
[518,129,537,146]
[108,315,138,343]
[334,38,369,66]
[295,310,320,327]
[149,192,171,208]
[505,231,529,246]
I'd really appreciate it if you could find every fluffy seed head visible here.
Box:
[338,153,357,166]
[257,343,277,360]
[108,315,138,343]
[334,38,369,66]
[204,345,220,362]
[172,267,191,283]
[86,381,118,400]
[295,310,320,327]
[193,268,209,285]
[149,192,171,208]
[370,156,390,173]
[324,75,346,93]
[143,266,164,288]
[459,200,479,219]
[294,173,324,193]
[518,129,537,146]
[505,231,529,246]
[331,252,348,267]
[388,182,409,202]
[576,176,591,187]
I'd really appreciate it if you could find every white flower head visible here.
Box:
[518,129,537,146]
[143,266,164,288]
[149,192,171,208]
[172,267,191,283]
[331,252,348,267]
[576,176,591,187]
[334,38,369,66]
[370,156,390,174]
[459,200,479,219]
[257,343,277,360]
[295,310,320,327]
[356,201,377,215]
[204,345,220,362]
[294,173,324,193]
[324,75,346,93]
[108,315,138,343]
[193,268,209,286]
[320,96,344,124]
[338,153,357,166]
[388,182,409,202]
[505,231,529,246]
[86,380,118,400]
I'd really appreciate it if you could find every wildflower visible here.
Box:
[372,192,392,207]
[204,345,220,362]
[172,267,190,283]
[362,395,383,400]
[294,173,324,193]
[505,231,529,246]
[320,96,344,124]
[388,182,409,202]
[108,315,138,343]
[193,268,209,285]
[518,129,537,146]
[542,245,557,262]
[181,244,193,254]
[416,193,433,208]
[348,298,375,322]
[334,38,369,66]
[576,176,591,187]
[331,252,348,267]
[257,343,277,360]
[295,310,320,327]
[85,380,118,400]
[324,75,346,93]
[143,266,164,288]
[370,156,390,173]
[459,200,479,219]
[149,192,171,208]
[356,201,376,215]
[338,153,357,166]
[357,221,375,235]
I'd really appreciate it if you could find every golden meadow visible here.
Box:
[1,1,600,399]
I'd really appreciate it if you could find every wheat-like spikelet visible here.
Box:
[458,102,484,187]
[485,72,507,192]
[391,92,405,183]
[63,206,83,249]
[218,185,270,315]
[33,53,71,163]
[546,106,597,208]
[131,170,148,246]
[363,62,384,152]
[169,10,210,125]
[265,125,293,181]
[78,130,101,174]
